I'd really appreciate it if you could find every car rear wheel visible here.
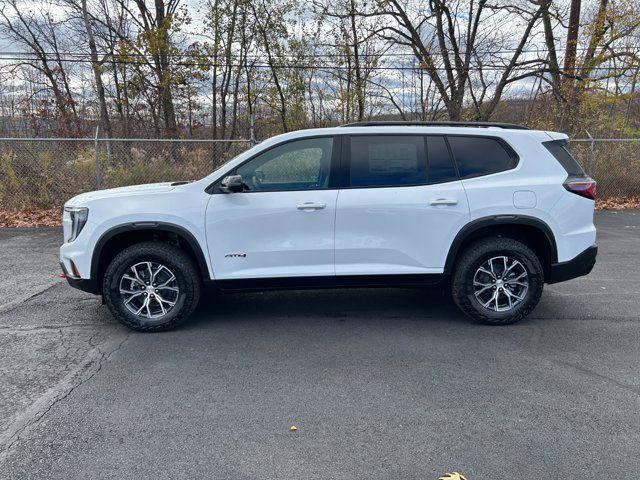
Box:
[103,242,201,332]
[451,237,544,325]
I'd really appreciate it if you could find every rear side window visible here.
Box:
[349,136,426,187]
[543,140,586,176]
[448,136,518,179]
[426,135,458,183]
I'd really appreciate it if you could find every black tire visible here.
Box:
[103,241,201,332]
[451,237,543,325]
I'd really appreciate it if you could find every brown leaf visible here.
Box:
[0,208,62,228]
[596,196,640,210]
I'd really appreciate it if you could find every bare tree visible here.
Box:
[250,0,292,132]
[107,0,184,137]
[1,0,639,138]
[371,0,547,120]
[541,0,640,132]
[0,0,81,134]
[60,0,114,136]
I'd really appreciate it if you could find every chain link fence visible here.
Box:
[0,138,251,210]
[568,139,640,199]
[0,136,638,210]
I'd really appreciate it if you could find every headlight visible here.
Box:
[64,207,89,242]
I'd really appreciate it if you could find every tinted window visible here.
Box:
[349,136,426,187]
[426,136,457,183]
[543,140,586,176]
[448,136,517,179]
[236,137,333,191]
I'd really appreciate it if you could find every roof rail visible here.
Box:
[339,121,529,130]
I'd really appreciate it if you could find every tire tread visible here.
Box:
[103,241,201,332]
[451,237,543,325]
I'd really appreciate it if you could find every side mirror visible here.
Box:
[220,175,245,193]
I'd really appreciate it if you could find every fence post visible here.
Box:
[94,126,101,189]
[585,129,595,177]
[249,113,256,147]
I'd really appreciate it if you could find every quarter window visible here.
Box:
[235,137,333,191]
[543,140,586,176]
[448,136,517,179]
[349,136,426,187]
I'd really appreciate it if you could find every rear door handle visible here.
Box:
[297,202,326,210]
[429,198,458,206]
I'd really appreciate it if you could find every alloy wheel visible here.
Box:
[473,256,529,312]
[119,261,180,319]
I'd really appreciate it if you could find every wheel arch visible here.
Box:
[444,216,558,279]
[91,222,210,294]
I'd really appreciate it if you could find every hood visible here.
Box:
[65,182,178,207]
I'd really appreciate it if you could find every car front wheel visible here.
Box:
[103,242,201,332]
[451,237,544,325]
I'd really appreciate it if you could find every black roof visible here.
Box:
[339,121,529,130]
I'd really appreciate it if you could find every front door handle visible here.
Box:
[297,202,326,210]
[429,198,458,206]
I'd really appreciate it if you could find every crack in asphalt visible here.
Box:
[547,357,640,396]
[527,315,640,322]
[546,289,640,297]
[0,329,131,462]
[0,324,103,333]
[0,282,62,315]
[515,322,640,396]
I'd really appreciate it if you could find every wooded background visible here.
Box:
[0,0,639,140]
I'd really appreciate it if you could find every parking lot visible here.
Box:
[0,210,639,479]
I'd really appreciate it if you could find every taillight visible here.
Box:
[564,178,596,200]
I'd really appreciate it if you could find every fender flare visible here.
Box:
[443,215,558,274]
[91,222,211,285]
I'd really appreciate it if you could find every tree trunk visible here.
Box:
[349,0,364,121]
[563,0,581,83]
[559,0,581,132]
[81,0,112,137]
[154,0,178,138]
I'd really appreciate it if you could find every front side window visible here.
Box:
[349,136,426,187]
[236,137,333,191]
[448,136,518,179]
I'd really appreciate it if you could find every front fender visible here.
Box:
[89,220,212,284]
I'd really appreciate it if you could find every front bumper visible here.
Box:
[60,262,100,294]
[547,244,597,284]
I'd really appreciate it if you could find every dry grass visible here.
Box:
[0,142,241,211]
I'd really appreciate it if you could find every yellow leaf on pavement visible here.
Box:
[439,472,468,480]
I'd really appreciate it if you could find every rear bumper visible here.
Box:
[60,262,100,294]
[547,244,597,284]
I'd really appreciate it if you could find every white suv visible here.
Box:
[60,122,597,331]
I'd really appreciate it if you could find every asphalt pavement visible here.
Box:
[0,210,639,479]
